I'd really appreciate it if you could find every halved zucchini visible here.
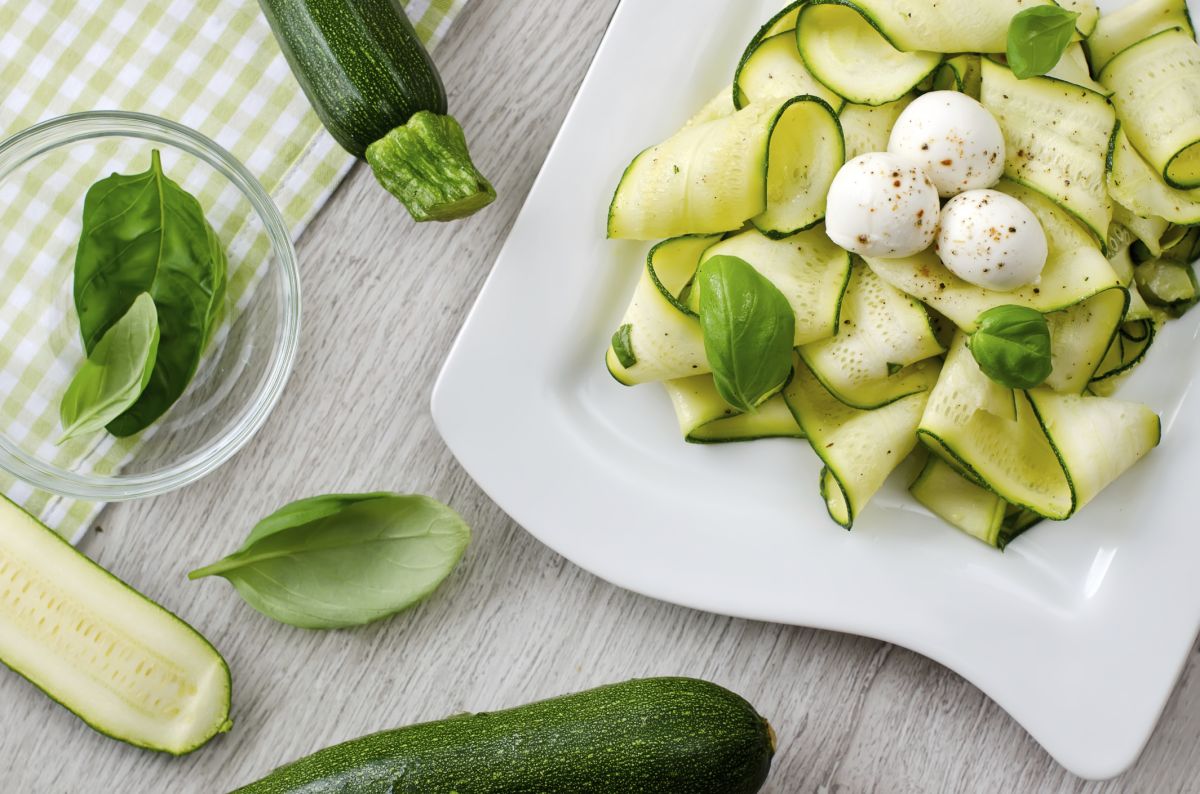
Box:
[785,356,936,528]
[697,226,852,345]
[980,59,1114,248]
[1101,27,1200,189]
[799,262,945,409]
[839,95,914,160]
[606,235,719,385]
[0,496,231,754]
[735,33,844,111]
[798,4,942,106]
[663,374,803,443]
[1087,0,1195,73]
[608,96,843,240]
[1109,127,1200,225]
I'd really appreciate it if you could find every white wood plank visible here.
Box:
[3,0,1199,790]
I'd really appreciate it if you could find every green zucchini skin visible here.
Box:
[257,0,446,158]
[231,678,775,793]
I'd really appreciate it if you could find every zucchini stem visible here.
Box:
[365,111,496,222]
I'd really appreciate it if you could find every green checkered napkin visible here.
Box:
[0,0,468,539]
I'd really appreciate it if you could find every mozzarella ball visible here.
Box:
[824,152,940,259]
[888,91,1005,198]
[936,190,1048,292]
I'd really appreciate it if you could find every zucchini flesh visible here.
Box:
[663,375,804,443]
[1113,203,1172,258]
[1061,0,1101,37]
[798,4,942,106]
[232,677,774,794]
[1101,27,1200,189]
[839,95,914,160]
[980,59,1114,248]
[606,236,719,385]
[1087,0,1195,72]
[608,96,842,240]
[810,0,1061,53]
[698,227,852,345]
[1046,43,1111,96]
[785,356,936,528]
[1041,290,1130,394]
[1092,320,1156,384]
[685,87,736,128]
[754,98,845,237]
[1109,127,1200,224]
[799,262,945,409]
[0,496,231,754]
[735,33,844,111]
[734,0,808,108]
[910,456,1008,546]
[1135,258,1200,315]
[932,55,981,98]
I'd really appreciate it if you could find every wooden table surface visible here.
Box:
[4,1,1199,791]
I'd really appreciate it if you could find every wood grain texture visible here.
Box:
[3,0,1199,790]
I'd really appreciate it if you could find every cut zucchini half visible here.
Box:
[797,4,942,106]
[606,235,720,385]
[910,456,1008,547]
[1087,0,1195,73]
[1101,27,1200,190]
[799,262,945,409]
[932,55,981,98]
[0,496,231,754]
[864,181,1123,331]
[698,226,852,345]
[1109,127,1200,225]
[785,356,935,529]
[839,95,915,160]
[1046,43,1111,96]
[735,33,844,111]
[663,374,804,443]
[608,96,842,240]
[806,0,1061,53]
[981,59,1114,249]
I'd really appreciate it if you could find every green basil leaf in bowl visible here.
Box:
[1006,6,1080,79]
[969,304,1053,390]
[189,494,470,630]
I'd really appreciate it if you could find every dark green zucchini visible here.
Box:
[257,0,495,221]
[231,678,775,793]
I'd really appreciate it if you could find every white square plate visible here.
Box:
[432,0,1200,779]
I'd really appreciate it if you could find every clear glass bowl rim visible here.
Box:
[0,110,301,501]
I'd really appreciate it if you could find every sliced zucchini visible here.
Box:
[0,496,231,754]
[698,226,852,345]
[735,33,844,111]
[797,4,942,106]
[932,55,981,98]
[864,181,1123,330]
[663,375,803,443]
[1101,28,1200,189]
[1087,0,1195,73]
[799,262,945,409]
[807,0,1061,53]
[785,356,936,528]
[608,96,842,240]
[1109,127,1200,225]
[839,95,914,160]
[1046,43,1111,96]
[910,456,1008,546]
[1042,289,1129,394]
[684,87,735,128]
[1135,258,1200,316]
[980,59,1114,248]
[1060,0,1100,37]
[1112,202,1173,259]
[754,98,845,237]
[734,0,807,107]
[1091,320,1156,384]
[606,235,719,385]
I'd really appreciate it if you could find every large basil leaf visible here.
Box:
[59,292,160,443]
[189,494,471,630]
[1007,6,1079,79]
[969,305,1053,389]
[697,255,795,413]
[73,150,227,437]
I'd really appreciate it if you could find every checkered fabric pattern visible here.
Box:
[0,0,468,539]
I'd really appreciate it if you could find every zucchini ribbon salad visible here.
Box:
[604,0,1200,549]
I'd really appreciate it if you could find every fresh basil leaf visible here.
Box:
[189,494,471,630]
[969,305,1053,390]
[1007,6,1080,79]
[59,293,160,443]
[73,150,227,437]
[697,255,795,413]
[611,324,637,368]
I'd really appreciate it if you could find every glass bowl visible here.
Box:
[0,111,300,501]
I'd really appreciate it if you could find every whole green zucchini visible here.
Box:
[231,678,775,793]
[257,0,495,221]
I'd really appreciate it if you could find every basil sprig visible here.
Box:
[1007,6,1080,79]
[697,255,795,412]
[189,493,471,630]
[73,150,227,437]
[59,293,160,443]
[969,305,1053,390]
